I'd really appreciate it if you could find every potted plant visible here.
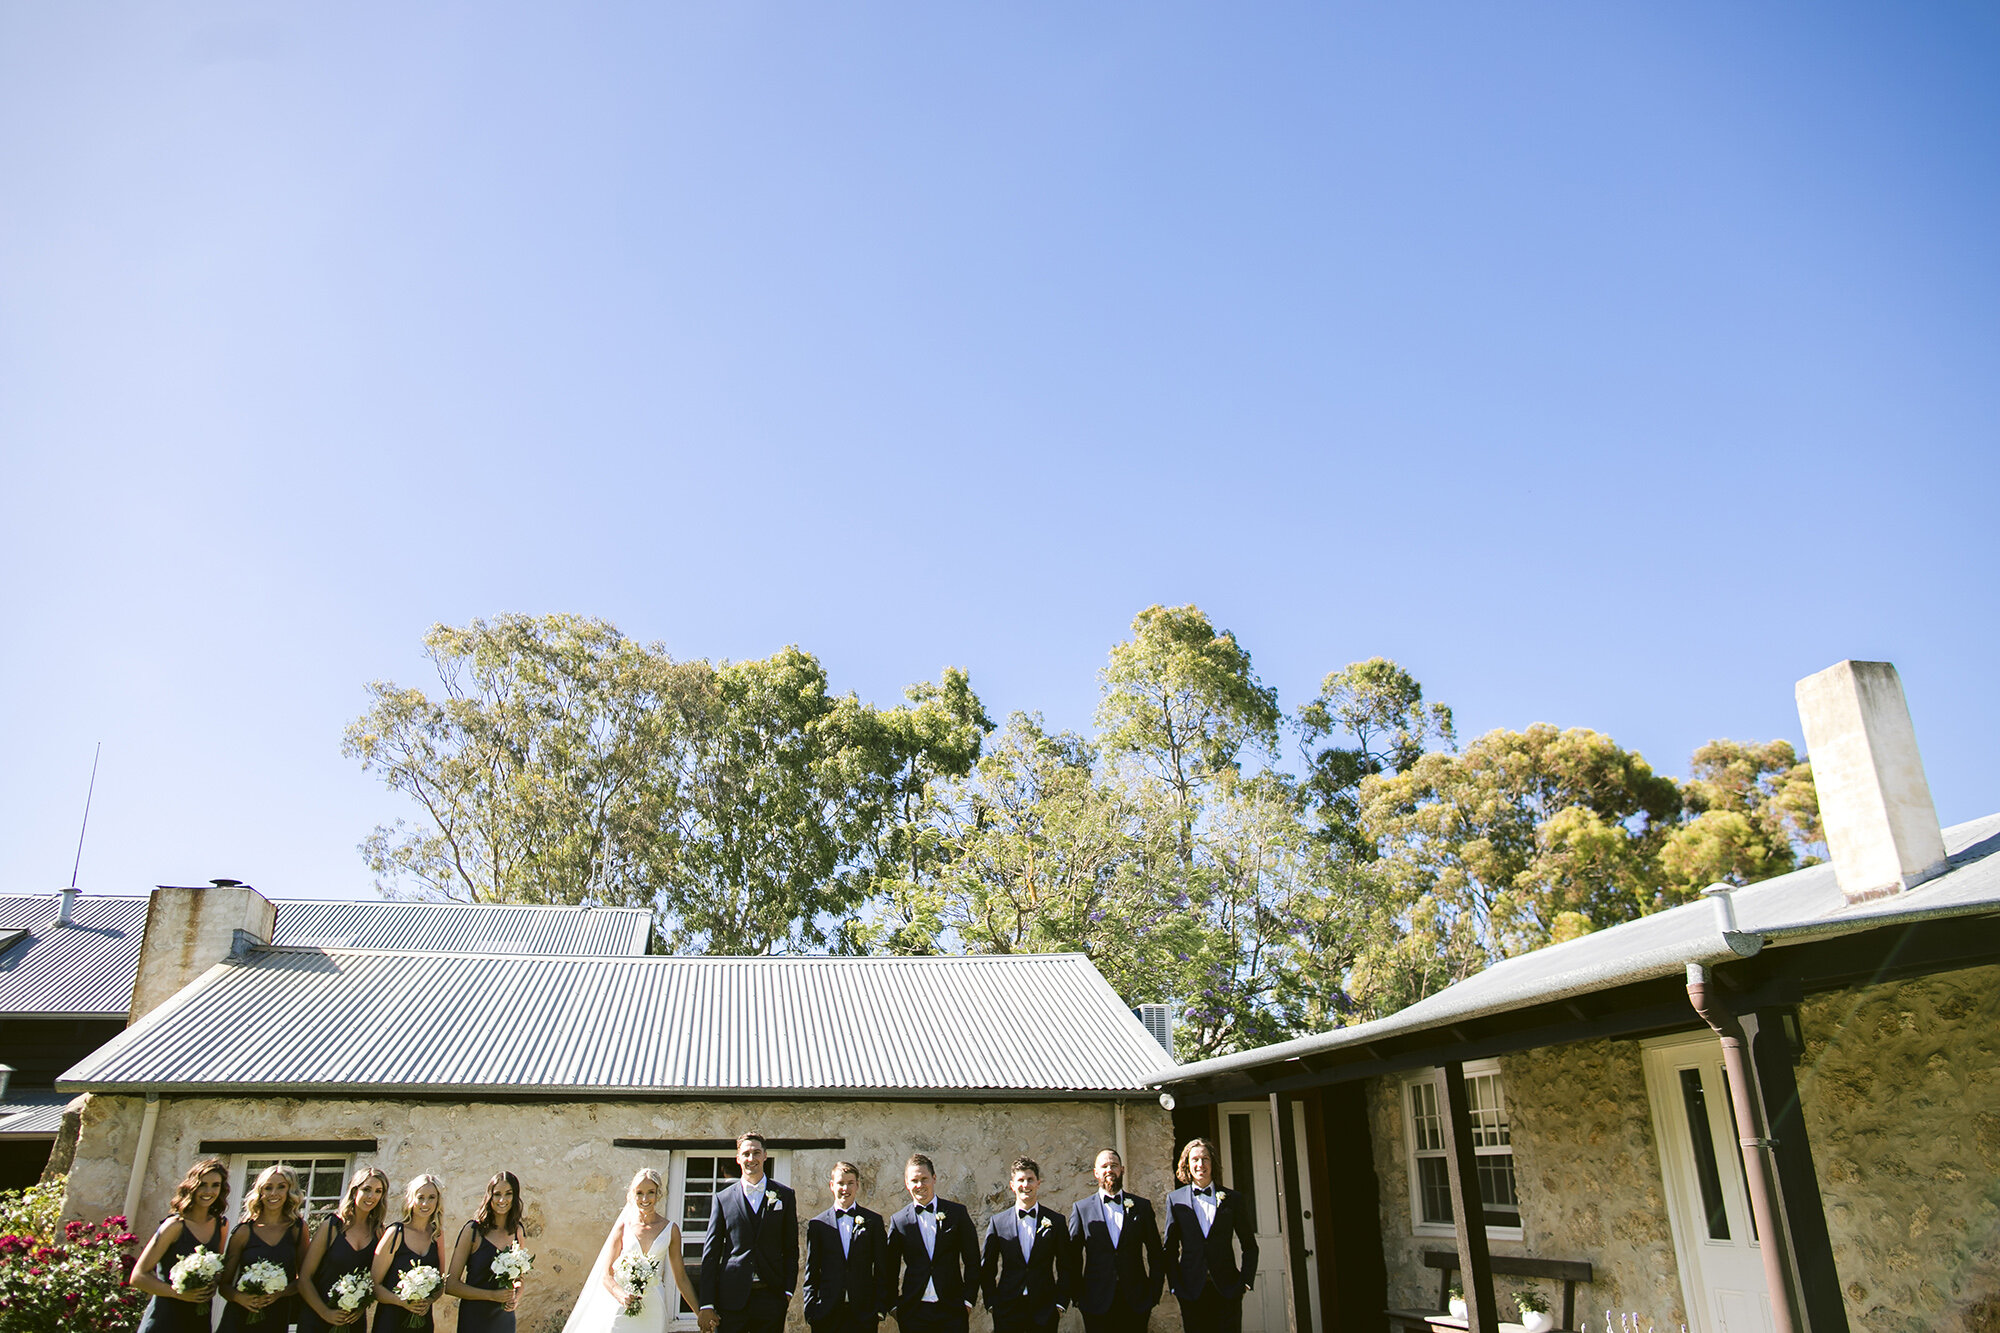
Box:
[1515,1287,1553,1333]
[1447,1281,1466,1319]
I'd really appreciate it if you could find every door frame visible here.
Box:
[1641,1030,1764,1333]
[1218,1100,1296,1333]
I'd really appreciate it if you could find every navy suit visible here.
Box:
[700,1178,800,1333]
[981,1205,1074,1333]
[1162,1185,1258,1333]
[886,1199,980,1333]
[1068,1192,1164,1333]
[804,1204,890,1333]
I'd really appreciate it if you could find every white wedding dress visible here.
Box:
[562,1212,681,1333]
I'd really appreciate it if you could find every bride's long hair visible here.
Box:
[626,1168,667,1221]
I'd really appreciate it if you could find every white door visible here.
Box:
[1289,1101,1322,1331]
[1642,1034,1773,1333]
[1219,1104,1289,1333]
[666,1149,792,1328]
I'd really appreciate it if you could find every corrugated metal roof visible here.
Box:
[0,896,150,1016]
[271,900,652,955]
[60,953,1170,1097]
[0,1092,73,1138]
[0,895,650,1018]
[1158,811,2000,1086]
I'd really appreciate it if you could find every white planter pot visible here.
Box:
[1518,1311,1554,1333]
[1448,1298,1467,1319]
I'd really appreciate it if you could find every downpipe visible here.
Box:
[122,1093,160,1225]
[1686,961,1801,1333]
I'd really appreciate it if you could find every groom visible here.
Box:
[700,1133,800,1333]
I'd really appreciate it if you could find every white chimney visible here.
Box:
[1795,660,1947,905]
[55,888,77,926]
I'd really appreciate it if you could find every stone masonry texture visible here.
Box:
[1365,963,2000,1333]
[63,1095,1176,1333]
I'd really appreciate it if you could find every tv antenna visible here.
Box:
[70,742,101,891]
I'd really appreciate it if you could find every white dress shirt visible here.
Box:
[1100,1192,1125,1246]
[915,1203,939,1301]
[837,1208,855,1257]
[1191,1186,1218,1237]
[1018,1208,1038,1260]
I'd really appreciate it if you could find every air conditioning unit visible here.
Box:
[1134,1004,1175,1060]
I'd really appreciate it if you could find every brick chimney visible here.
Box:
[127,879,275,1023]
[1795,661,1947,905]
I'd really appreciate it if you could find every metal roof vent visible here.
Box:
[54,888,77,926]
[1135,1004,1175,1059]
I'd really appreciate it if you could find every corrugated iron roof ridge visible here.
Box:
[62,948,1164,1094]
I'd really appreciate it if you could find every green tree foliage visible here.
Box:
[347,608,1830,1045]
[345,615,988,954]
[1097,604,1280,859]
[1658,740,1821,891]
[1297,657,1456,858]
[1360,725,1683,961]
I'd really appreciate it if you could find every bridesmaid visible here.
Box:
[298,1167,390,1332]
[129,1157,230,1333]
[374,1174,447,1331]
[218,1163,306,1332]
[447,1171,527,1332]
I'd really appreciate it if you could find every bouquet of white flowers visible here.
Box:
[330,1269,376,1312]
[612,1250,661,1318]
[168,1244,224,1294]
[395,1263,444,1329]
[489,1243,534,1288]
[237,1258,290,1325]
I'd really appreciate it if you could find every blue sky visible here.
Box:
[3,3,1995,897]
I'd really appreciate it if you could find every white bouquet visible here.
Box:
[489,1243,534,1288]
[168,1244,224,1293]
[237,1258,290,1325]
[612,1250,661,1317]
[330,1269,376,1312]
[395,1263,444,1329]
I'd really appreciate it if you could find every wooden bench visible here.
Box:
[1385,1250,1594,1333]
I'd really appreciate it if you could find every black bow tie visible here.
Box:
[914,1203,935,1214]
[836,1209,855,1219]
[1194,1187,1215,1197]
[1018,1209,1035,1221]
[1104,1194,1124,1206]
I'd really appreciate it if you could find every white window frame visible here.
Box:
[232,1153,357,1230]
[662,1148,792,1329]
[1403,1061,1524,1242]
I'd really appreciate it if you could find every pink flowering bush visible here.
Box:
[0,1214,144,1333]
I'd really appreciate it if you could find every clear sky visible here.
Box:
[3,3,1995,899]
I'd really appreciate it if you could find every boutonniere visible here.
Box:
[1037,1218,1052,1234]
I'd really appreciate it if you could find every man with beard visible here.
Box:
[1068,1149,1164,1333]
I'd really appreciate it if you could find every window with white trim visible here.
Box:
[233,1154,354,1228]
[1404,1064,1522,1237]
[664,1150,791,1327]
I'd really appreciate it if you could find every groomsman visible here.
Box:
[1162,1139,1258,1333]
[805,1160,890,1333]
[700,1133,800,1333]
[886,1153,981,1333]
[981,1157,1073,1333]
[1069,1148,1164,1333]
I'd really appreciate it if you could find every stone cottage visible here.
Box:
[57,895,1176,1333]
[1150,661,2000,1333]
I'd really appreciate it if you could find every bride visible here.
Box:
[562,1169,701,1333]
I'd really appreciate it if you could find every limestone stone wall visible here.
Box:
[1367,1039,1684,1326]
[64,1094,1175,1333]
[1798,963,2000,1333]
